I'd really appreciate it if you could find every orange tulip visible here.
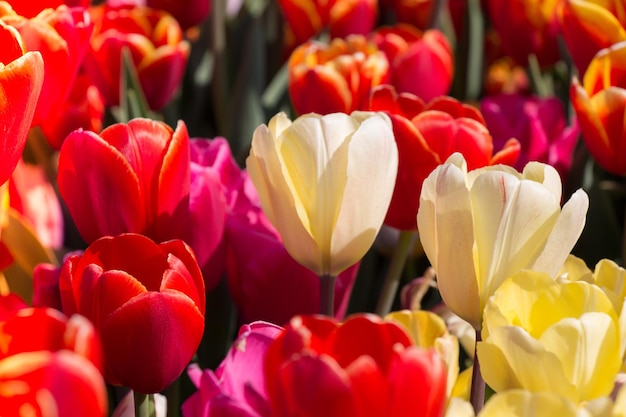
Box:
[559,0,626,73]
[288,35,390,115]
[570,41,626,175]
[84,3,189,110]
[0,19,44,186]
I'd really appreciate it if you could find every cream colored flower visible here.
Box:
[247,111,398,276]
[417,153,588,329]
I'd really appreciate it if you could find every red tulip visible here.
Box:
[1,2,94,126]
[391,0,466,34]
[280,0,377,51]
[371,24,453,103]
[59,233,206,393]
[226,172,359,324]
[288,35,390,115]
[571,41,626,175]
[486,0,561,67]
[0,297,107,416]
[368,85,520,230]
[84,3,189,110]
[559,0,626,74]
[41,72,105,150]
[264,314,448,417]
[0,20,44,186]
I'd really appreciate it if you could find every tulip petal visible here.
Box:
[470,171,560,303]
[101,291,204,393]
[417,156,481,329]
[538,312,621,400]
[530,189,589,276]
[479,390,582,417]
[477,326,578,400]
[331,112,398,275]
[246,121,322,274]
[58,131,145,243]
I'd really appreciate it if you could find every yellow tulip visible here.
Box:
[478,272,622,402]
[246,111,398,277]
[417,153,589,329]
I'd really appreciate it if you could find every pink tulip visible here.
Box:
[182,322,282,417]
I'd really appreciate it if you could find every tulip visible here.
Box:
[288,35,390,115]
[59,233,206,393]
[84,3,189,110]
[41,72,105,150]
[1,2,94,126]
[264,314,448,417]
[485,0,561,67]
[559,0,626,74]
[368,85,520,230]
[391,0,467,34]
[0,20,44,186]
[0,298,107,416]
[57,118,227,288]
[280,0,377,50]
[182,322,283,417]
[417,153,589,330]
[477,272,622,402]
[480,94,579,180]
[371,24,454,102]
[570,41,626,175]
[246,111,398,279]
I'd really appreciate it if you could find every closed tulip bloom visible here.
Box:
[559,0,626,74]
[246,111,398,277]
[288,36,390,115]
[371,25,453,102]
[417,153,589,329]
[264,314,448,417]
[571,41,626,175]
[84,3,189,110]
[146,0,211,30]
[478,272,622,402]
[0,20,44,186]
[59,233,206,393]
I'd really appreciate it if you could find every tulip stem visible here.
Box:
[134,391,155,417]
[319,274,337,316]
[375,230,415,316]
[470,330,485,414]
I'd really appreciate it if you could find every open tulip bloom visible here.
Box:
[417,153,589,331]
[246,111,398,316]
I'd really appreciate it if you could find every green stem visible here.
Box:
[165,377,180,417]
[528,54,550,98]
[133,391,152,417]
[470,330,485,414]
[375,230,415,316]
[319,274,336,317]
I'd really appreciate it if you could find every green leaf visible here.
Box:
[118,46,154,122]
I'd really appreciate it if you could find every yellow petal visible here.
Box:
[477,326,578,400]
[445,397,474,417]
[538,312,621,401]
[385,310,448,348]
